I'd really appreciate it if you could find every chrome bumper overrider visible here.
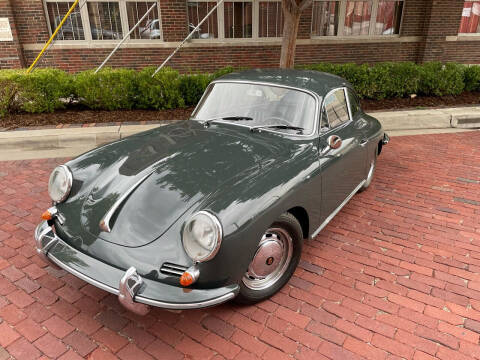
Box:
[34,221,238,314]
[382,133,390,145]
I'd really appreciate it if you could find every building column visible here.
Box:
[418,0,465,62]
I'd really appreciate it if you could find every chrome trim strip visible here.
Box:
[99,171,154,233]
[191,80,321,137]
[311,180,366,239]
[161,263,188,271]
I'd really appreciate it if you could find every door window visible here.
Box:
[324,88,350,128]
[346,88,361,118]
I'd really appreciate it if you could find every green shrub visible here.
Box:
[15,69,72,113]
[464,65,480,92]
[74,68,137,110]
[135,67,184,110]
[211,66,237,80]
[418,62,465,96]
[0,70,22,117]
[179,73,211,106]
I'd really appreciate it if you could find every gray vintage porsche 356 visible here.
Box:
[35,69,389,314]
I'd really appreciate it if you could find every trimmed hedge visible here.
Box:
[0,62,479,117]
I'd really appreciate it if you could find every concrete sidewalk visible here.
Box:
[0,106,479,161]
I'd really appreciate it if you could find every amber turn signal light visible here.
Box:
[180,272,194,286]
[179,266,200,287]
[41,210,53,221]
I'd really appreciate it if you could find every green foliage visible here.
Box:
[0,62,478,117]
[0,70,22,117]
[418,62,465,96]
[299,62,420,99]
[179,73,211,106]
[74,68,137,110]
[135,67,185,110]
[464,65,480,92]
[211,66,237,80]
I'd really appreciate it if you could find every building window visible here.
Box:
[374,0,403,35]
[45,1,85,40]
[43,0,162,41]
[459,1,480,34]
[311,1,339,36]
[127,1,161,39]
[187,1,218,38]
[187,0,283,40]
[344,1,372,36]
[258,1,283,37]
[311,0,403,37]
[224,1,253,38]
[87,2,122,40]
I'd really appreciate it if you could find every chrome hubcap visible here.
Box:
[242,228,293,290]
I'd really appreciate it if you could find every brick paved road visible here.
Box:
[0,131,480,360]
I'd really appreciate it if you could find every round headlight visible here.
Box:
[182,211,222,262]
[48,165,73,203]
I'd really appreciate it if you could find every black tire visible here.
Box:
[235,212,303,305]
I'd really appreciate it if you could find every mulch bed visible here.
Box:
[1,92,479,130]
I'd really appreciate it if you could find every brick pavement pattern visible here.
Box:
[0,131,479,359]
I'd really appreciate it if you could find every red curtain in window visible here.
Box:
[460,2,480,33]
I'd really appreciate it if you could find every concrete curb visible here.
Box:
[0,124,161,151]
[0,106,479,152]
[372,106,480,131]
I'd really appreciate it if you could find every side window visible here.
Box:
[324,89,350,128]
[347,88,361,118]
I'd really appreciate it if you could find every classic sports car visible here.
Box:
[35,69,389,315]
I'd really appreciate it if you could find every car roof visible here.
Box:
[215,69,351,98]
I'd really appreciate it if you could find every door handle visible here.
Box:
[321,135,343,155]
[360,138,368,146]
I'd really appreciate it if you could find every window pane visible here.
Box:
[325,89,349,127]
[46,2,85,40]
[87,2,122,40]
[347,88,360,117]
[187,1,218,38]
[344,1,372,36]
[194,83,316,134]
[459,1,480,33]
[126,2,160,40]
[259,1,283,37]
[311,1,339,36]
[374,0,403,35]
[224,2,253,38]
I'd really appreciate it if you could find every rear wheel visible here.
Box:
[235,213,303,304]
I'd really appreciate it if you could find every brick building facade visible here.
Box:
[0,0,479,72]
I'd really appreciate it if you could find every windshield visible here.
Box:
[192,82,317,134]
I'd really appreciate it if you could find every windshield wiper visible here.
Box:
[250,124,304,134]
[201,116,253,127]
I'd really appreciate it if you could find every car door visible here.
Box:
[319,87,367,224]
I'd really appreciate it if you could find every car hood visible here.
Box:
[71,121,283,247]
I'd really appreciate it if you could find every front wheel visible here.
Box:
[235,213,303,305]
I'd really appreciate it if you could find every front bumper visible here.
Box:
[34,221,238,313]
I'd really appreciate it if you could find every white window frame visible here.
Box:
[188,0,283,41]
[311,0,404,39]
[43,0,163,43]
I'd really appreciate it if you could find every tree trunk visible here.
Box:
[280,7,300,69]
